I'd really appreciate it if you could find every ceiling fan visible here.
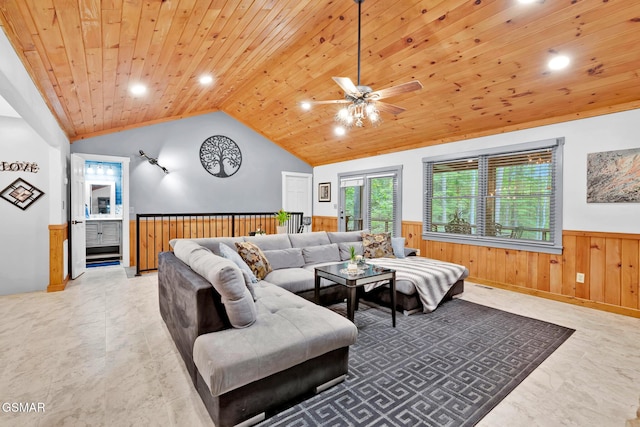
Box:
[305,0,423,129]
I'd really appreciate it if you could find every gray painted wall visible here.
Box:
[71,112,312,216]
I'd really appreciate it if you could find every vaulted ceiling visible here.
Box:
[1,0,639,166]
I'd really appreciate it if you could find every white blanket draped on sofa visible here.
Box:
[364,257,468,313]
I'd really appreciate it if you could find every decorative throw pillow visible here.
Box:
[235,241,272,280]
[362,232,396,258]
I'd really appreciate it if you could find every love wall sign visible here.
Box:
[0,161,40,173]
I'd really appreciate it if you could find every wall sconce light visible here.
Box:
[139,150,169,174]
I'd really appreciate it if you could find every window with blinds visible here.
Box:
[423,138,563,254]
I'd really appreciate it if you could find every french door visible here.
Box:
[338,166,402,236]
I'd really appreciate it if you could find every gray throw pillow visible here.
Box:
[288,231,330,248]
[302,243,341,265]
[327,230,368,243]
[219,243,258,283]
[338,242,364,261]
[391,237,406,259]
[263,248,305,270]
[243,234,292,250]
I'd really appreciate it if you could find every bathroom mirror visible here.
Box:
[86,181,116,216]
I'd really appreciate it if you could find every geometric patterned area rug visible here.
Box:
[260,299,575,427]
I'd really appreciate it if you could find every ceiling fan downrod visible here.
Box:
[355,0,364,87]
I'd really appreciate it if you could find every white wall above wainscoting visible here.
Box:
[313,107,640,235]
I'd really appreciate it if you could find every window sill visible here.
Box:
[421,232,562,255]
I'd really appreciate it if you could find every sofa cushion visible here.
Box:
[288,231,330,248]
[362,232,395,258]
[244,234,292,250]
[302,243,341,265]
[219,243,258,283]
[327,230,367,243]
[241,270,257,300]
[338,242,364,261]
[171,237,245,256]
[173,239,209,264]
[265,268,337,293]
[193,282,358,396]
[235,241,273,280]
[263,248,305,270]
[264,268,313,293]
[174,240,257,328]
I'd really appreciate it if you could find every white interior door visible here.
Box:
[282,172,312,230]
[70,154,86,278]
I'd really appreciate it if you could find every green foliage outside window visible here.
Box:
[429,149,553,242]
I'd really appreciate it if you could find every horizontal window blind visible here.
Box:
[422,138,563,254]
[340,177,364,187]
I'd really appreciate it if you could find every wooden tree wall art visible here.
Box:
[199,135,242,178]
[1,178,45,210]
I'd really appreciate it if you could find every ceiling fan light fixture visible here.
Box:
[305,0,421,133]
[335,102,380,128]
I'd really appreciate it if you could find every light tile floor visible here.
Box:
[0,266,638,426]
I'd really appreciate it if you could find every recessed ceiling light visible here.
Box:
[548,55,570,71]
[199,75,214,85]
[300,102,311,111]
[518,0,537,4]
[129,83,147,96]
[334,126,346,136]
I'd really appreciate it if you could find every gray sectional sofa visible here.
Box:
[158,230,467,426]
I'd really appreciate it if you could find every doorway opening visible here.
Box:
[71,153,130,278]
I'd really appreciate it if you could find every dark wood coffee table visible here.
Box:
[314,262,396,327]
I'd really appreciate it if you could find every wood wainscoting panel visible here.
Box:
[129,215,640,316]
[129,220,136,267]
[621,239,639,309]
[48,223,68,292]
[312,216,338,233]
[421,229,640,318]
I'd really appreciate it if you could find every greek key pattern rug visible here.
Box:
[260,299,574,426]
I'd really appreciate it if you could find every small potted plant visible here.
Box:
[274,209,290,234]
[347,245,359,273]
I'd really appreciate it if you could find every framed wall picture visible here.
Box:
[318,182,331,202]
[587,148,640,203]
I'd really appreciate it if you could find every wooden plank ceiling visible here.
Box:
[1,0,639,166]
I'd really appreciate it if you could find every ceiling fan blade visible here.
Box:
[332,77,360,96]
[369,80,423,100]
[307,99,350,105]
[375,101,406,115]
